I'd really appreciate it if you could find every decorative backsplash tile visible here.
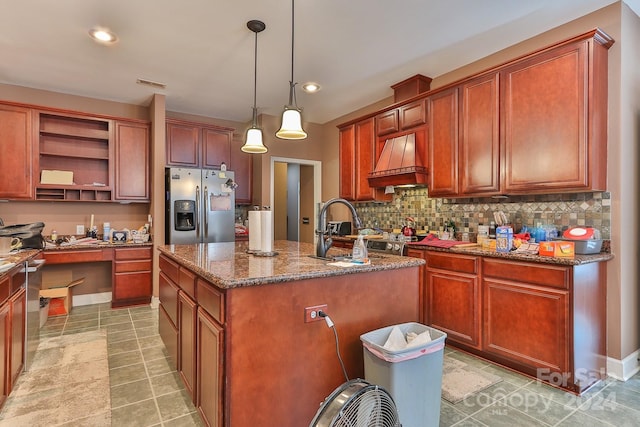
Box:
[354,188,611,240]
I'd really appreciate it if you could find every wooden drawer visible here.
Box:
[159,254,179,284]
[115,246,152,260]
[114,259,151,273]
[159,271,179,326]
[197,278,224,325]
[427,252,478,275]
[179,268,197,300]
[113,271,151,302]
[44,249,108,264]
[482,258,569,289]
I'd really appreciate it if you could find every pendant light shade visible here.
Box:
[276,0,307,140]
[242,20,268,154]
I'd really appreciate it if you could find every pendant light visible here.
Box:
[275,0,307,140]
[242,20,268,154]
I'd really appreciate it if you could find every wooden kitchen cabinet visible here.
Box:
[501,30,612,194]
[8,288,25,392]
[481,257,606,393]
[425,251,481,348]
[459,72,501,196]
[112,247,152,307]
[0,103,33,199]
[114,120,150,201]
[0,264,28,411]
[158,254,226,421]
[427,87,459,197]
[166,119,233,170]
[376,109,399,136]
[230,140,253,205]
[179,291,197,403]
[406,248,427,324]
[399,99,426,130]
[197,306,224,427]
[338,118,389,202]
[0,300,8,409]
[35,111,114,201]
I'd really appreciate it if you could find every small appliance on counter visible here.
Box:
[327,221,351,236]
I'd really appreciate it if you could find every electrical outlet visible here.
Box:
[76,225,85,235]
[304,304,327,323]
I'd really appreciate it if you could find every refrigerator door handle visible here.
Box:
[195,185,201,238]
[203,185,209,239]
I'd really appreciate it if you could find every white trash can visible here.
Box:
[360,322,447,427]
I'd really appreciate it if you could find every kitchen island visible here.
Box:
[157,240,424,427]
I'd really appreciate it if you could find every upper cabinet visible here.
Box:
[114,120,150,201]
[427,28,612,197]
[459,72,500,196]
[229,140,253,205]
[0,101,150,202]
[501,33,610,193]
[0,104,33,199]
[427,87,459,197]
[166,119,232,169]
[338,118,390,202]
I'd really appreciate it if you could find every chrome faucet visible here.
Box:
[316,198,363,258]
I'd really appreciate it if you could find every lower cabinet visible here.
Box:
[9,288,25,391]
[0,264,28,410]
[417,250,606,394]
[0,297,9,408]
[158,254,225,426]
[179,291,197,402]
[112,247,152,307]
[196,307,224,427]
[425,251,481,349]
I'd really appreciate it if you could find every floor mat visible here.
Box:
[0,330,111,426]
[441,357,502,404]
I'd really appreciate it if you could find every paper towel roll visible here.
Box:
[260,210,273,253]
[248,211,262,251]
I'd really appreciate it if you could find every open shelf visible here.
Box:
[35,185,112,201]
[37,111,113,202]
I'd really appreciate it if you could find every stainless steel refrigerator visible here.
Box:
[165,167,236,244]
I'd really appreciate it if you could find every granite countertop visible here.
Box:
[417,244,614,265]
[0,249,41,277]
[332,235,613,266]
[44,241,154,251]
[158,240,425,290]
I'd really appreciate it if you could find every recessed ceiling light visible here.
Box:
[88,27,118,44]
[302,82,321,93]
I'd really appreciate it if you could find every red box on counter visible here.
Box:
[539,241,575,258]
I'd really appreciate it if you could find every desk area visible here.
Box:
[42,242,153,308]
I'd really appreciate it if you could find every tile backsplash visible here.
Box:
[354,188,611,240]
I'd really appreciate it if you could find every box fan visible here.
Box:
[309,378,400,426]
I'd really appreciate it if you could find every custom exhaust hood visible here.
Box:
[367,132,428,188]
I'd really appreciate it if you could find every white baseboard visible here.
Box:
[72,292,112,307]
[150,296,159,309]
[607,348,640,381]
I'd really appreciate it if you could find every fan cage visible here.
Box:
[310,379,401,427]
[334,385,400,427]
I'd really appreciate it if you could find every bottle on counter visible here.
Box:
[103,222,111,242]
[489,221,496,239]
[352,235,367,262]
[50,230,57,241]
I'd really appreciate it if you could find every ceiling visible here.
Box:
[1,0,637,125]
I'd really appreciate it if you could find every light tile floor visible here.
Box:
[5,303,640,426]
[38,303,203,427]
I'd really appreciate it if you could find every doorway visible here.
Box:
[270,157,321,244]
